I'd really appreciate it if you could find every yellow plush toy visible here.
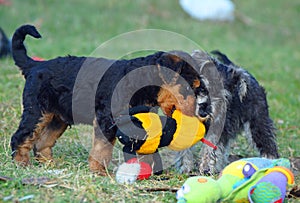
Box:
[116,106,216,157]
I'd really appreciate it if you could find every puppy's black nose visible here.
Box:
[197,103,210,118]
[199,109,208,118]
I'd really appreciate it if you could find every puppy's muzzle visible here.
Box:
[196,95,212,123]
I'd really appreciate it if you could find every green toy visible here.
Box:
[176,158,294,203]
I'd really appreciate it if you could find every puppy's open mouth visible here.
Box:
[195,95,212,123]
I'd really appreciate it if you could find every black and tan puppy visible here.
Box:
[10,25,211,175]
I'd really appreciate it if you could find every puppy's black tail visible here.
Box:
[12,24,42,76]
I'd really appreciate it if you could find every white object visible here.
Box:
[179,0,235,21]
[46,169,66,175]
[116,163,141,184]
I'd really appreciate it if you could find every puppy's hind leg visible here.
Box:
[249,116,279,159]
[11,75,44,165]
[33,114,68,163]
[11,113,42,165]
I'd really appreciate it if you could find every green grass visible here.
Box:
[0,0,299,202]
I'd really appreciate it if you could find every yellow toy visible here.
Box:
[116,105,216,159]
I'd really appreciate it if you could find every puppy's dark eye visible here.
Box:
[197,87,208,97]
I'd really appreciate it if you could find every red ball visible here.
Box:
[126,158,152,180]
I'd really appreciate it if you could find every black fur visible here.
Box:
[176,50,279,174]
[211,50,278,157]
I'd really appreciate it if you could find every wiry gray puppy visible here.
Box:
[174,50,279,174]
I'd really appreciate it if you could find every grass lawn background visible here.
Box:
[0,0,299,202]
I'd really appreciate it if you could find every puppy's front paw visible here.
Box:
[88,155,108,176]
[199,148,218,175]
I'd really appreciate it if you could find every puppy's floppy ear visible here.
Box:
[165,54,183,63]
[158,52,184,66]
[157,53,186,84]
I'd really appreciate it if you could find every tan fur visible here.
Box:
[14,136,34,165]
[168,54,182,63]
[157,84,196,117]
[193,79,201,88]
[88,119,115,175]
[34,114,67,163]
[14,113,57,165]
